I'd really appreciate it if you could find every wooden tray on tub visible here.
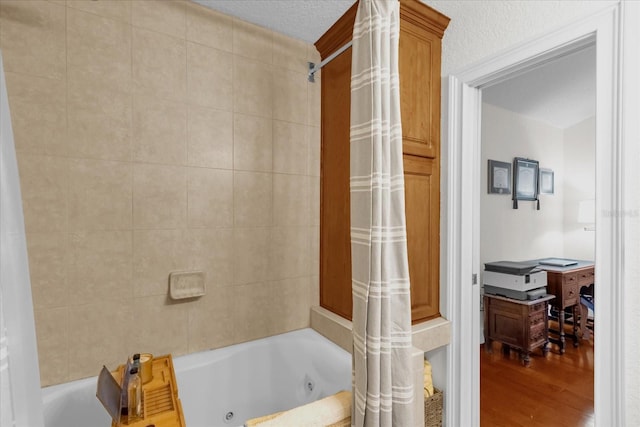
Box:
[111,354,185,427]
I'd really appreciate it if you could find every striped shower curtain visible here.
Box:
[349,1,414,426]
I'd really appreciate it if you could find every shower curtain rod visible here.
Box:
[308,40,353,82]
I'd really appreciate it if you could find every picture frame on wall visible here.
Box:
[539,168,554,195]
[513,157,539,209]
[487,160,511,194]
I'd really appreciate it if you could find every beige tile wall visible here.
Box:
[0,0,321,387]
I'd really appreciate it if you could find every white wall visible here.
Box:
[479,110,596,267]
[563,117,596,260]
[421,0,619,416]
[420,0,638,423]
[426,0,618,76]
[479,106,596,343]
[480,103,565,271]
[424,1,640,423]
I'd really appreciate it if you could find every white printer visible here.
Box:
[483,261,548,300]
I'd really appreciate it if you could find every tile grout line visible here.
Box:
[63,1,71,385]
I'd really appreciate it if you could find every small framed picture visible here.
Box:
[487,160,511,194]
[513,157,539,201]
[539,168,554,195]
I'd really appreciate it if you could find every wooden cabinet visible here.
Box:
[483,295,554,367]
[316,0,449,323]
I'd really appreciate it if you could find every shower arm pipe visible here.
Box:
[308,40,353,82]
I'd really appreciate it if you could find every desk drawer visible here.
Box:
[530,301,546,313]
[562,282,579,307]
[489,298,522,315]
[528,311,546,327]
[578,269,595,286]
[563,272,578,286]
[529,323,547,345]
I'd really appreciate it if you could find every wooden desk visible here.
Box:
[483,294,554,367]
[531,259,595,354]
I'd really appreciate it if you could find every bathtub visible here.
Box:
[42,328,352,427]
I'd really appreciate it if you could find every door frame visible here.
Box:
[443,2,636,425]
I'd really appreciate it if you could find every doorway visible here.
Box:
[443,4,628,426]
[478,44,596,424]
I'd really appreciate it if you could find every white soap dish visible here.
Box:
[169,271,206,300]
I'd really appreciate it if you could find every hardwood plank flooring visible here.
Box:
[481,325,594,427]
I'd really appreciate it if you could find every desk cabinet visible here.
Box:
[542,263,595,353]
[483,294,554,367]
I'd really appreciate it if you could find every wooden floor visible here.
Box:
[480,326,594,427]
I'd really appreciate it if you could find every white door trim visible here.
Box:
[443,3,629,426]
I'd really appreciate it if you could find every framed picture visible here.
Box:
[487,160,511,194]
[513,157,539,208]
[539,168,554,195]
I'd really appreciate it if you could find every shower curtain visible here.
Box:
[349,1,414,426]
[0,51,44,427]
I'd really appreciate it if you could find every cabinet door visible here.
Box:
[487,299,525,348]
[319,49,353,320]
[399,19,441,159]
[404,154,440,321]
[319,54,442,322]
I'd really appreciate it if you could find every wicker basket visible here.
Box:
[424,388,443,427]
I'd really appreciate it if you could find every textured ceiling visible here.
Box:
[192,0,354,43]
[193,0,596,129]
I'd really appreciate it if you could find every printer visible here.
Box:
[483,261,548,300]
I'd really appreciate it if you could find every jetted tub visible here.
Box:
[42,328,351,427]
